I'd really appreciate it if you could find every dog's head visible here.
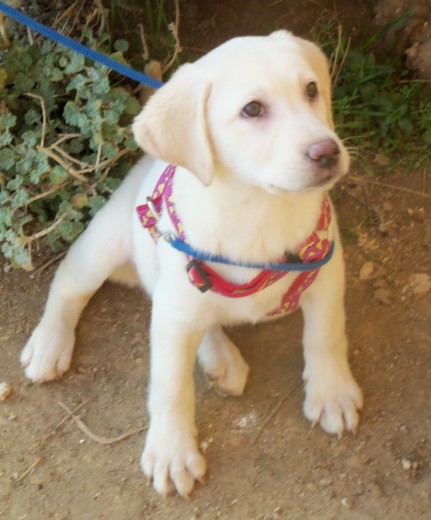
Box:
[133,31,349,193]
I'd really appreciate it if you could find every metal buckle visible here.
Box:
[145,196,161,222]
[186,259,212,293]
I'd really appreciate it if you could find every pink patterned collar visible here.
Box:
[136,165,332,316]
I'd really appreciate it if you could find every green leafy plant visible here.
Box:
[313,18,431,171]
[0,30,141,269]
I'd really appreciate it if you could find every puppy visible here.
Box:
[21,31,363,498]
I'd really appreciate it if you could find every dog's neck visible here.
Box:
[172,166,329,263]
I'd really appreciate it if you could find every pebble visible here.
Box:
[359,262,375,281]
[0,382,13,402]
[401,458,418,471]
[319,477,332,487]
[273,507,283,518]
[409,273,431,296]
[401,458,412,471]
[341,497,355,509]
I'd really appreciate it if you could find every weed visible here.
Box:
[0,30,141,269]
[109,0,180,72]
[313,17,431,172]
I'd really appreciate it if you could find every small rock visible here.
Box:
[0,382,13,402]
[341,497,355,509]
[359,262,375,281]
[319,477,332,487]
[401,458,412,471]
[409,273,431,296]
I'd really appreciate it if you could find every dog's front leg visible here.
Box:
[142,286,207,498]
[300,248,363,437]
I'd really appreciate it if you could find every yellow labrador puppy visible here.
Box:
[21,31,363,497]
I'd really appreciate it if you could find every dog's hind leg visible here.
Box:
[198,326,249,396]
[21,169,143,382]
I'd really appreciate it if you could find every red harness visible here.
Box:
[136,165,332,316]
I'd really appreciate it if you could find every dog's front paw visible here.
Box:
[303,363,363,437]
[20,321,75,382]
[142,419,207,498]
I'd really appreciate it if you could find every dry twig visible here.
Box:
[251,380,303,445]
[24,213,67,244]
[31,251,67,279]
[51,144,90,169]
[41,400,90,443]
[350,175,431,200]
[53,1,78,31]
[38,146,89,183]
[139,22,150,62]
[162,0,182,73]
[0,12,10,47]
[15,457,42,484]
[331,24,351,86]
[22,183,66,208]
[25,93,47,147]
[59,401,147,445]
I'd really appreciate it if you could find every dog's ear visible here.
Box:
[132,64,213,186]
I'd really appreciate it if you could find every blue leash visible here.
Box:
[0,1,163,89]
[164,233,335,272]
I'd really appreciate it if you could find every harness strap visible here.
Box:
[268,269,320,316]
[136,165,333,315]
[186,260,287,297]
[136,164,177,241]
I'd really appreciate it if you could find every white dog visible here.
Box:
[21,31,363,498]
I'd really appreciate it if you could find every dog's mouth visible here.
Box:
[268,168,344,194]
[310,168,344,188]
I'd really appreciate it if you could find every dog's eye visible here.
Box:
[306,81,318,100]
[241,101,264,118]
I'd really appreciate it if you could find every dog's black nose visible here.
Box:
[306,138,340,169]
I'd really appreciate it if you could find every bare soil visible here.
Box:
[1,2,430,519]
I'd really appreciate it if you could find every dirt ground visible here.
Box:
[1,1,431,519]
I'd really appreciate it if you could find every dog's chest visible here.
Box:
[205,269,306,324]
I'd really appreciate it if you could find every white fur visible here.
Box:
[21,31,362,498]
